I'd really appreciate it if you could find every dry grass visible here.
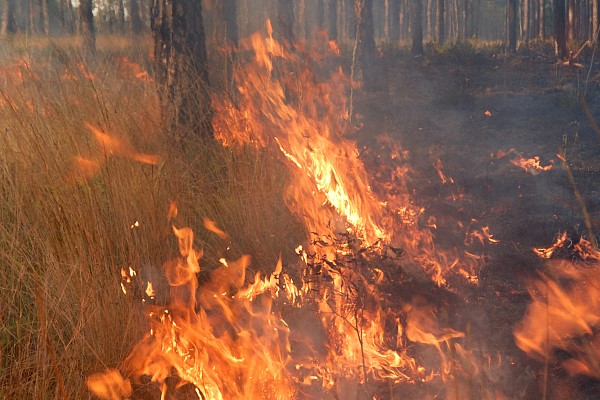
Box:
[0,34,304,399]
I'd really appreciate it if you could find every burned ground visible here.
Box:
[353,51,600,399]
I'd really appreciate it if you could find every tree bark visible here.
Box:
[130,0,144,33]
[275,0,294,45]
[593,0,598,42]
[388,0,399,42]
[1,0,16,37]
[508,0,518,52]
[437,0,445,43]
[79,0,96,54]
[566,0,575,42]
[41,0,49,35]
[223,0,238,46]
[117,0,125,32]
[151,0,213,140]
[328,0,338,39]
[539,0,545,38]
[554,0,568,58]
[412,0,424,54]
[353,0,376,87]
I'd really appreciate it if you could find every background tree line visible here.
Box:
[1,0,598,59]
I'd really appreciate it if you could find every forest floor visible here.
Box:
[353,49,600,399]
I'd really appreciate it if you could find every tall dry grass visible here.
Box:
[0,34,304,399]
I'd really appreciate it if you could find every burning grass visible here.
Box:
[0,37,303,399]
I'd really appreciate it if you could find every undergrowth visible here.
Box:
[0,35,303,399]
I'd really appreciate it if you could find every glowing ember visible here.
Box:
[494,148,554,175]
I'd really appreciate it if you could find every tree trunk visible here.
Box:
[593,0,598,42]
[151,0,213,140]
[567,0,575,42]
[328,0,338,39]
[28,0,36,35]
[523,0,530,43]
[412,0,424,54]
[462,0,468,40]
[276,0,294,44]
[60,0,75,34]
[554,0,568,58]
[508,0,518,52]
[79,0,95,54]
[1,0,16,37]
[539,0,546,38]
[426,0,432,40]
[117,0,125,32]
[437,0,445,43]
[41,0,49,35]
[390,0,400,42]
[130,0,144,33]
[353,0,376,87]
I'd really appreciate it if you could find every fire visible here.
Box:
[90,212,297,399]
[70,123,160,181]
[514,259,600,379]
[494,148,554,175]
[87,24,507,399]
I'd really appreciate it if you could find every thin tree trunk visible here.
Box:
[391,0,400,42]
[328,0,338,39]
[130,0,144,33]
[427,0,433,40]
[151,0,213,140]
[117,0,125,32]
[28,0,35,35]
[353,0,376,86]
[567,0,575,43]
[593,0,598,42]
[554,0,568,58]
[412,0,424,54]
[60,0,75,34]
[508,0,518,52]
[384,0,390,40]
[1,0,16,37]
[276,0,294,45]
[524,0,530,43]
[79,0,95,54]
[437,0,445,43]
[539,0,546,38]
[41,0,49,35]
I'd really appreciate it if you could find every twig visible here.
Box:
[580,98,600,141]
[557,152,598,249]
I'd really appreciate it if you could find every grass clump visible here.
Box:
[0,35,304,399]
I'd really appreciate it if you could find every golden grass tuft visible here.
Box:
[0,34,304,398]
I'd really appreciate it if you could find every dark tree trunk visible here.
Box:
[593,0,598,42]
[130,0,144,33]
[117,0,125,32]
[353,0,376,87]
[437,0,445,43]
[60,0,75,34]
[79,0,95,54]
[223,0,238,46]
[274,0,294,45]
[151,0,213,140]
[328,0,338,39]
[28,0,35,35]
[1,0,17,37]
[317,0,326,30]
[539,0,546,38]
[554,0,568,58]
[41,0,49,35]
[508,0,517,52]
[390,0,400,42]
[412,0,424,55]
[523,0,530,43]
